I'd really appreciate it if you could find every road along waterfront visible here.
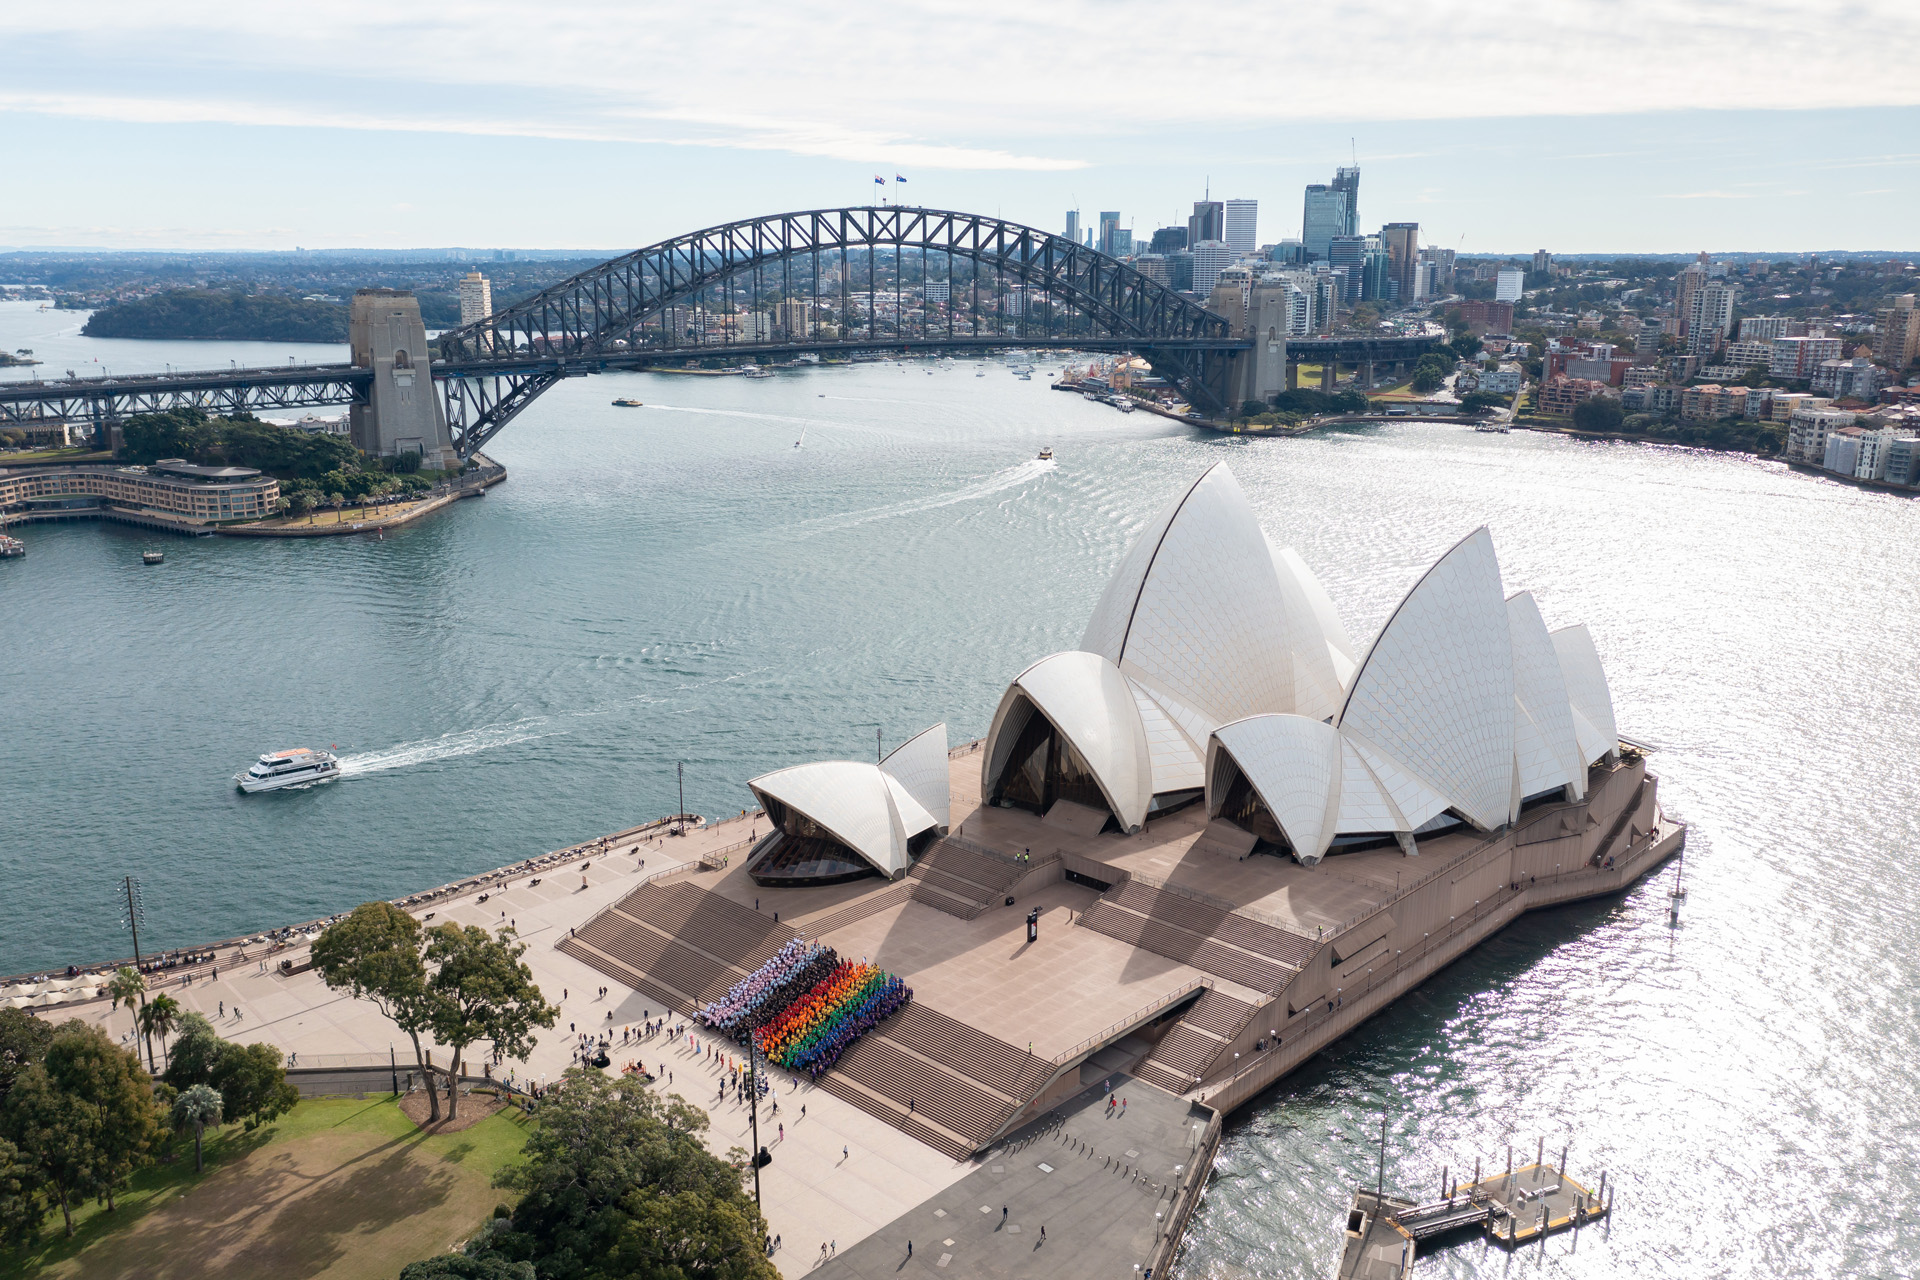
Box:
[5,300,1920,1278]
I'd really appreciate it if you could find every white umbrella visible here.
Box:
[29,992,61,1007]
[44,977,79,992]
[2,996,29,1010]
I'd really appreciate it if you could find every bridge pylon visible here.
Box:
[349,290,457,469]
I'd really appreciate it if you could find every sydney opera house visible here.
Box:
[561,461,1682,1172]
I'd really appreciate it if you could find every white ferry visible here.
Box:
[235,748,341,793]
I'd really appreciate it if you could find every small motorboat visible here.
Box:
[1037,447,1053,461]
[612,398,644,407]
[142,549,164,565]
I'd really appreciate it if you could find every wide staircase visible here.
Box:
[1131,987,1261,1095]
[560,877,1045,1160]
[1076,879,1316,994]
[904,838,1028,920]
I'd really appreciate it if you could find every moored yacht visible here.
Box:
[235,747,341,793]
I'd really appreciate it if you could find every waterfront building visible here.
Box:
[1882,434,1920,485]
[776,298,813,337]
[1301,186,1347,261]
[1769,391,1827,424]
[1223,199,1258,254]
[1788,406,1859,460]
[457,271,493,326]
[1479,366,1523,394]
[1191,240,1234,299]
[1495,268,1525,303]
[738,311,772,342]
[1538,376,1609,416]
[0,460,280,525]
[1724,340,1774,371]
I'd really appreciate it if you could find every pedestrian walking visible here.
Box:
[905,1241,910,1258]
[1002,1206,1008,1221]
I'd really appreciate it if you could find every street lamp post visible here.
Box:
[120,876,155,1074]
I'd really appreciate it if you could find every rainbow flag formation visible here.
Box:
[754,960,913,1078]
[696,939,840,1037]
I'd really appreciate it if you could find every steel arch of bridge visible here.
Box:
[433,206,1243,452]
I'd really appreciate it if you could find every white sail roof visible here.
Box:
[1079,463,1351,738]
[982,650,1153,833]
[1207,714,1345,864]
[1337,527,1516,832]
[879,722,951,832]
[1550,624,1618,765]
[748,759,938,879]
[1507,593,1587,808]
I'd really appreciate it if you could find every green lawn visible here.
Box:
[2,1096,530,1280]
[0,449,110,465]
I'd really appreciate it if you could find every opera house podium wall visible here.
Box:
[559,740,1682,1160]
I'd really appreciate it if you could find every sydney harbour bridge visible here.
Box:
[0,207,1437,458]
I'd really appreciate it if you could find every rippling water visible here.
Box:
[3,302,1917,1278]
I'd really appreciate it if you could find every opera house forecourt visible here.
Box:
[558,461,1684,1276]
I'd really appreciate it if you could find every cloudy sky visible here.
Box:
[6,0,1920,253]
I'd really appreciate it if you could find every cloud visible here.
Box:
[1657,191,1757,200]
[4,0,1918,167]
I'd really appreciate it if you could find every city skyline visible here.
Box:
[5,2,1920,252]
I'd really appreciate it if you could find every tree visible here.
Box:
[161,1013,224,1091]
[105,967,153,1073]
[171,1084,222,1175]
[0,1135,44,1250]
[312,902,444,1121]
[400,1255,536,1280]
[1572,396,1625,432]
[425,925,557,1120]
[138,993,183,1070]
[0,1009,54,1105]
[208,1042,298,1131]
[3,1022,157,1234]
[472,1070,773,1280]
[1350,304,1379,329]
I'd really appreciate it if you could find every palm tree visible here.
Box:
[139,993,184,1070]
[107,966,155,1072]
[172,1084,223,1174]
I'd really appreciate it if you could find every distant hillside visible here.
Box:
[81,289,348,342]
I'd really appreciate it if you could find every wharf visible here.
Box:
[1336,1153,1611,1278]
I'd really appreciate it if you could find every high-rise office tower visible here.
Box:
[1065,211,1080,244]
[1327,236,1367,301]
[1191,240,1233,297]
[1223,199,1258,254]
[1149,226,1189,254]
[1380,222,1419,303]
[1189,200,1224,247]
[1331,166,1361,236]
[1302,186,1349,261]
[1099,211,1122,257]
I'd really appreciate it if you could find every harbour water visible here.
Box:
[3,300,1918,1277]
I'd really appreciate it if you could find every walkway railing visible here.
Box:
[1051,977,1210,1067]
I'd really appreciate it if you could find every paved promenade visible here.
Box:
[72,810,974,1277]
